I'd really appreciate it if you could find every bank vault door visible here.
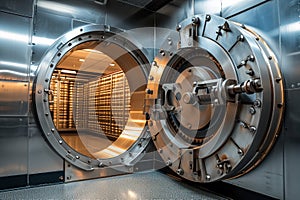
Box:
[146,14,284,182]
[35,25,151,180]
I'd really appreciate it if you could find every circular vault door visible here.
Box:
[35,25,151,171]
[146,14,284,182]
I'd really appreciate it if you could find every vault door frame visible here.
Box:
[34,25,153,181]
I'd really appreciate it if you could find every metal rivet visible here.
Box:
[249,126,257,134]
[159,148,163,153]
[176,24,182,31]
[99,162,104,167]
[59,140,63,144]
[276,77,282,83]
[51,128,55,132]
[240,121,248,128]
[268,56,272,60]
[149,75,154,81]
[249,106,256,115]
[248,55,255,62]
[206,174,211,181]
[254,99,262,107]
[206,15,211,21]
[45,79,49,82]
[160,49,166,56]
[238,35,244,42]
[50,64,54,68]
[146,88,153,95]
[45,113,49,116]
[38,90,42,94]
[238,149,244,156]
[176,168,184,175]
[192,17,200,25]
[166,160,172,166]
[152,61,157,67]
[277,103,283,108]
[75,155,80,159]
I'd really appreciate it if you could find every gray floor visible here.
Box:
[0,171,227,200]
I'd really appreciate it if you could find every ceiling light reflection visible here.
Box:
[38,1,77,14]
[32,36,56,46]
[0,30,28,43]
[0,61,28,69]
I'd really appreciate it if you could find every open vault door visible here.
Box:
[146,14,284,182]
[34,25,152,181]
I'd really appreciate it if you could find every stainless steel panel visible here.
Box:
[31,9,74,67]
[0,12,32,81]
[227,1,280,53]
[279,0,300,88]
[284,89,300,200]
[0,81,29,116]
[225,136,284,199]
[0,0,34,17]
[37,0,106,24]
[156,0,194,28]
[28,126,63,175]
[194,0,221,15]
[0,117,28,177]
[221,0,268,19]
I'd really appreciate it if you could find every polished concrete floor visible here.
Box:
[0,171,227,200]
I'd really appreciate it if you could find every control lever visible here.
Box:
[189,78,262,104]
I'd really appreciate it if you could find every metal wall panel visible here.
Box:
[227,0,280,53]
[0,117,28,177]
[225,136,284,199]
[284,89,300,200]
[28,126,64,175]
[0,9,31,183]
[279,1,300,199]
[0,81,29,116]
[194,0,221,15]
[0,12,31,82]
[156,0,194,29]
[279,0,300,88]
[0,0,34,17]
[221,0,269,19]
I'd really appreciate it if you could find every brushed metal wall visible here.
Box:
[0,0,33,187]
